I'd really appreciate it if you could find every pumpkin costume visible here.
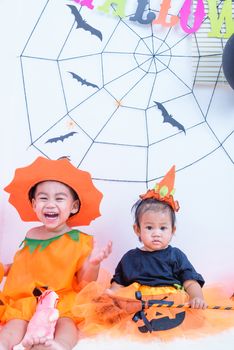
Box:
[0,157,103,325]
[72,166,234,341]
[1,230,92,324]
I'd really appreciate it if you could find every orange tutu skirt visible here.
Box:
[73,280,234,341]
[0,292,6,320]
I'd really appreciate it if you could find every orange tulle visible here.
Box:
[73,281,234,341]
[0,292,6,320]
[0,263,4,283]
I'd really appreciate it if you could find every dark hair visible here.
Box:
[132,198,176,228]
[28,180,80,217]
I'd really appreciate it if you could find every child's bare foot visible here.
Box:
[22,335,51,348]
[32,339,72,350]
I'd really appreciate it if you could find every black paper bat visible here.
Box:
[154,101,186,134]
[67,4,102,41]
[45,132,78,144]
[57,156,71,161]
[69,71,99,89]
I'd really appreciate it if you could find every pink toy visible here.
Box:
[21,290,59,346]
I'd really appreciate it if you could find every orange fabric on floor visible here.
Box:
[73,281,234,341]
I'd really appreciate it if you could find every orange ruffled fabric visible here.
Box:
[0,263,4,283]
[73,281,234,341]
[0,293,5,320]
[0,231,92,325]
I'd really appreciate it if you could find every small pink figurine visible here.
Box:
[21,290,59,347]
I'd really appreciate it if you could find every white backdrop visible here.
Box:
[0,0,234,348]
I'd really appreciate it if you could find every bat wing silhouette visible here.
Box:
[67,4,102,41]
[69,72,99,89]
[45,132,78,144]
[154,101,186,134]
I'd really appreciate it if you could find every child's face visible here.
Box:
[133,209,175,252]
[32,181,79,232]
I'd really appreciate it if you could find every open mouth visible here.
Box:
[44,213,59,219]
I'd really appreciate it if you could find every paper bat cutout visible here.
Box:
[69,71,99,89]
[154,101,186,134]
[67,4,102,41]
[57,156,71,161]
[45,132,78,144]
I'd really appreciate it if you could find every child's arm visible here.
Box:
[0,263,12,282]
[183,280,207,309]
[76,240,112,285]
[106,281,124,294]
[3,263,12,276]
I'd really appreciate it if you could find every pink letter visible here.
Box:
[73,0,95,10]
[179,0,205,33]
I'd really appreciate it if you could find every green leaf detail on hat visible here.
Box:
[140,165,180,212]
[170,188,175,196]
[159,185,169,197]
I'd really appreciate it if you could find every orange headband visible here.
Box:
[140,165,180,212]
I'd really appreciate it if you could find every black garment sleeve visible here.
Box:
[172,248,205,287]
[111,258,126,286]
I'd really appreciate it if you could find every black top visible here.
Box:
[111,245,205,288]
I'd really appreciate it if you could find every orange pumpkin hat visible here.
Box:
[140,165,180,212]
[4,157,103,226]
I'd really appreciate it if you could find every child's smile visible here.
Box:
[32,181,79,233]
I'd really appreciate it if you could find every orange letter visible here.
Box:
[153,0,179,27]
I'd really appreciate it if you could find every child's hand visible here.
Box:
[89,240,112,266]
[189,297,207,309]
[104,288,114,295]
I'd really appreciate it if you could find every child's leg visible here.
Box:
[0,319,28,349]
[32,317,78,350]
[53,317,78,349]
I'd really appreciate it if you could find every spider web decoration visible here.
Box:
[20,0,233,185]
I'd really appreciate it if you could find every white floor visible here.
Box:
[76,329,234,350]
[11,327,234,350]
